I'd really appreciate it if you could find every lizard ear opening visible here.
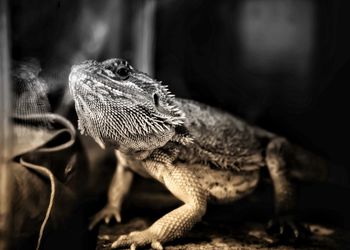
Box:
[153,93,160,107]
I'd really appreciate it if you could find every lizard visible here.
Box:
[68,58,328,249]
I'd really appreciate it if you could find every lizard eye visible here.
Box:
[116,66,130,80]
[104,64,130,80]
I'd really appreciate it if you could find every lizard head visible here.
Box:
[69,58,186,153]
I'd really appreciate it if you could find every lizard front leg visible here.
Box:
[111,152,208,249]
[265,138,309,239]
[90,151,133,229]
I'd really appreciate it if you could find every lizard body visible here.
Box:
[69,58,327,249]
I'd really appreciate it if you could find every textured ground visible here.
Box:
[97,218,348,250]
[95,178,350,250]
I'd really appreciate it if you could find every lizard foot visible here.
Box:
[266,216,310,241]
[111,230,163,250]
[89,205,121,230]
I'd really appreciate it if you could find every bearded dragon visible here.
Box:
[69,58,327,249]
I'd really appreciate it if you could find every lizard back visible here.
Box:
[175,98,271,171]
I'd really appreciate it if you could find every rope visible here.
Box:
[19,158,56,250]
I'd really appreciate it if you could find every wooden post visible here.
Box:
[0,0,12,248]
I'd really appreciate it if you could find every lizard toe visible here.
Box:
[267,216,310,242]
[89,205,122,230]
[111,230,163,250]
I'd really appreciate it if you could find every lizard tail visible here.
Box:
[288,145,328,182]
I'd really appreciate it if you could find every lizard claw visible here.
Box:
[89,205,122,230]
[111,230,163,250]
[266,216,310,241]
[151,240,163,250]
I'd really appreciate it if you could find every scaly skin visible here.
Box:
[69,58,327,249]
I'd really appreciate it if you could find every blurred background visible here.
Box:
[2,0,350,249]
[8,0,350,176]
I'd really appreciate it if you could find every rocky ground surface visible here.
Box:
[97,218,348,250]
